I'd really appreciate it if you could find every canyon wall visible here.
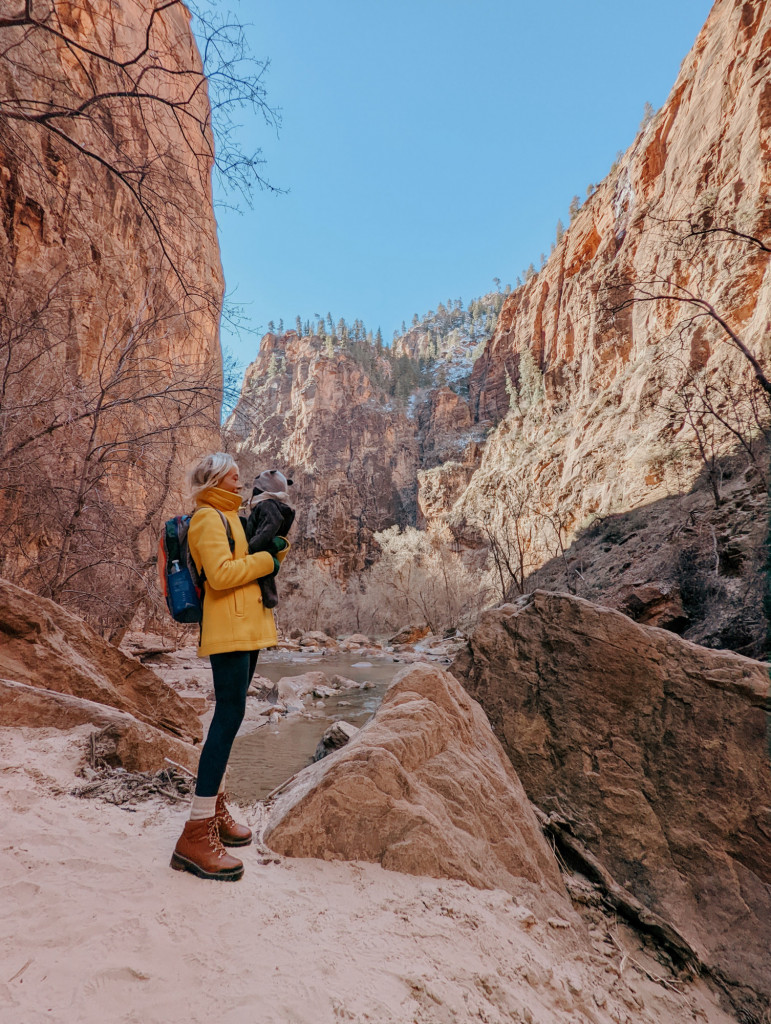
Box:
[0,1,223,625]
[442,0,770,550]
[228,332,419,571]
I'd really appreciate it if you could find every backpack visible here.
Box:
[158,509,234,623]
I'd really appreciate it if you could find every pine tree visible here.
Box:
[555,218,565,244]
[326,312,334,335]
[518,348,544,408]
[505,368,517,410]
[267,320,275,333]
[278,318,284,333]
[568,195,581,221]
[267,353,279,377]
[295,315,302,334]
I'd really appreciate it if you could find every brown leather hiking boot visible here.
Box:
[215,793,253,847]
[170,817,244,880]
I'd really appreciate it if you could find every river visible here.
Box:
[227,652,404,802]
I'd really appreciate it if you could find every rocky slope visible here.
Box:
[0,0,223,626]
[0,578,200,770]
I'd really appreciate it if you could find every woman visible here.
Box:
[170,452,289,881]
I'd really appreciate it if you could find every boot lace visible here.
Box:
[206,816,228,858]
[217,793,237,830]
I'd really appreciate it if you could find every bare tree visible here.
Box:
[604,220,771,396]
[0,0,279,289]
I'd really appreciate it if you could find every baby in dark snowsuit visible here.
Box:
[244,469,295,609]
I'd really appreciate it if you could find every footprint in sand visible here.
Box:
[81,965,151,998]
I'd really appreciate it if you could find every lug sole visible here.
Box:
[170,852,244,881]
[220,834,253,848]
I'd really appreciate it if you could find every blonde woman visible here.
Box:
[170,452,289,881]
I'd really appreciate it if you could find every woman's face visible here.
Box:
[219,464,241,493]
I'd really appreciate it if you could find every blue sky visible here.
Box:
[210,0,714,365]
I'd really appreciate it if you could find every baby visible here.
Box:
[244,469,295,608]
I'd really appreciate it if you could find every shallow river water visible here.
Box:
[227,653,404,803]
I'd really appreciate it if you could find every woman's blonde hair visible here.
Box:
[188,452,238,503]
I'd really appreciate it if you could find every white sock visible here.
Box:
[189,795,218,821]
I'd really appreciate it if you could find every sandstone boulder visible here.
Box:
[389,624,430,646]
[342,633,371,646]
[313,720,359,761]
[249,674,279,703]
[265,663,569,908]
[330,674,363,690]
[300,631,338,649]
[277,672,330,700]
[616,582,687,632]
[454,590,771,1018]
[0,678,198,773]
[0,578,201,743]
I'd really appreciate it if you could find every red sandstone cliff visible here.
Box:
[0,1,223,627]
[420,0,771,645]
[227,332,419,572]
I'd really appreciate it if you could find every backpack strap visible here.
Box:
[193,508,236,586]
[194,508,236,643]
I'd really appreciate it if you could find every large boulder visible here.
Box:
[0,678,198,773]
[454,590,771,1018]
[0,578,201,743]
[265,663,570,911]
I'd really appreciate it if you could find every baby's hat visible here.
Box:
[253,469,293,494]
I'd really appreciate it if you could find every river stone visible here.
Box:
[300,631,338,649]
[313,720,359,761]
[453,590,771,1020]
[277,672,330,700]
[330,674,362,690]
[265,663,570,907]
[249,674,278,702]
[343,633,371,646]
[389,624,430,645]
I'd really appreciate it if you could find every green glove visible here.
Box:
[269,536,288,554]
[271,556,280,575]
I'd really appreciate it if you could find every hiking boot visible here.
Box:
[170,817,244,880]
[215,793,253,848]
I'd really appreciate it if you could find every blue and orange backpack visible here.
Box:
[158,510,233,623]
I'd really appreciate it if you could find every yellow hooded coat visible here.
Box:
[187,487,289,657]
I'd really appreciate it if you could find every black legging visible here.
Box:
[195,650,259,797]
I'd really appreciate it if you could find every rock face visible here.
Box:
[430,0,771,577]
[454,590,771,1017]
[0,1,223,622]
[0,577,201,744]
[228,332,419,573]
[265,663,569,908]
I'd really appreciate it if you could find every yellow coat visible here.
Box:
[188,487,289,657]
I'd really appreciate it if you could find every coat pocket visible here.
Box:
[234,587,245,617]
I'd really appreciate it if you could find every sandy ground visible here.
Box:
[1,727,736,1024]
